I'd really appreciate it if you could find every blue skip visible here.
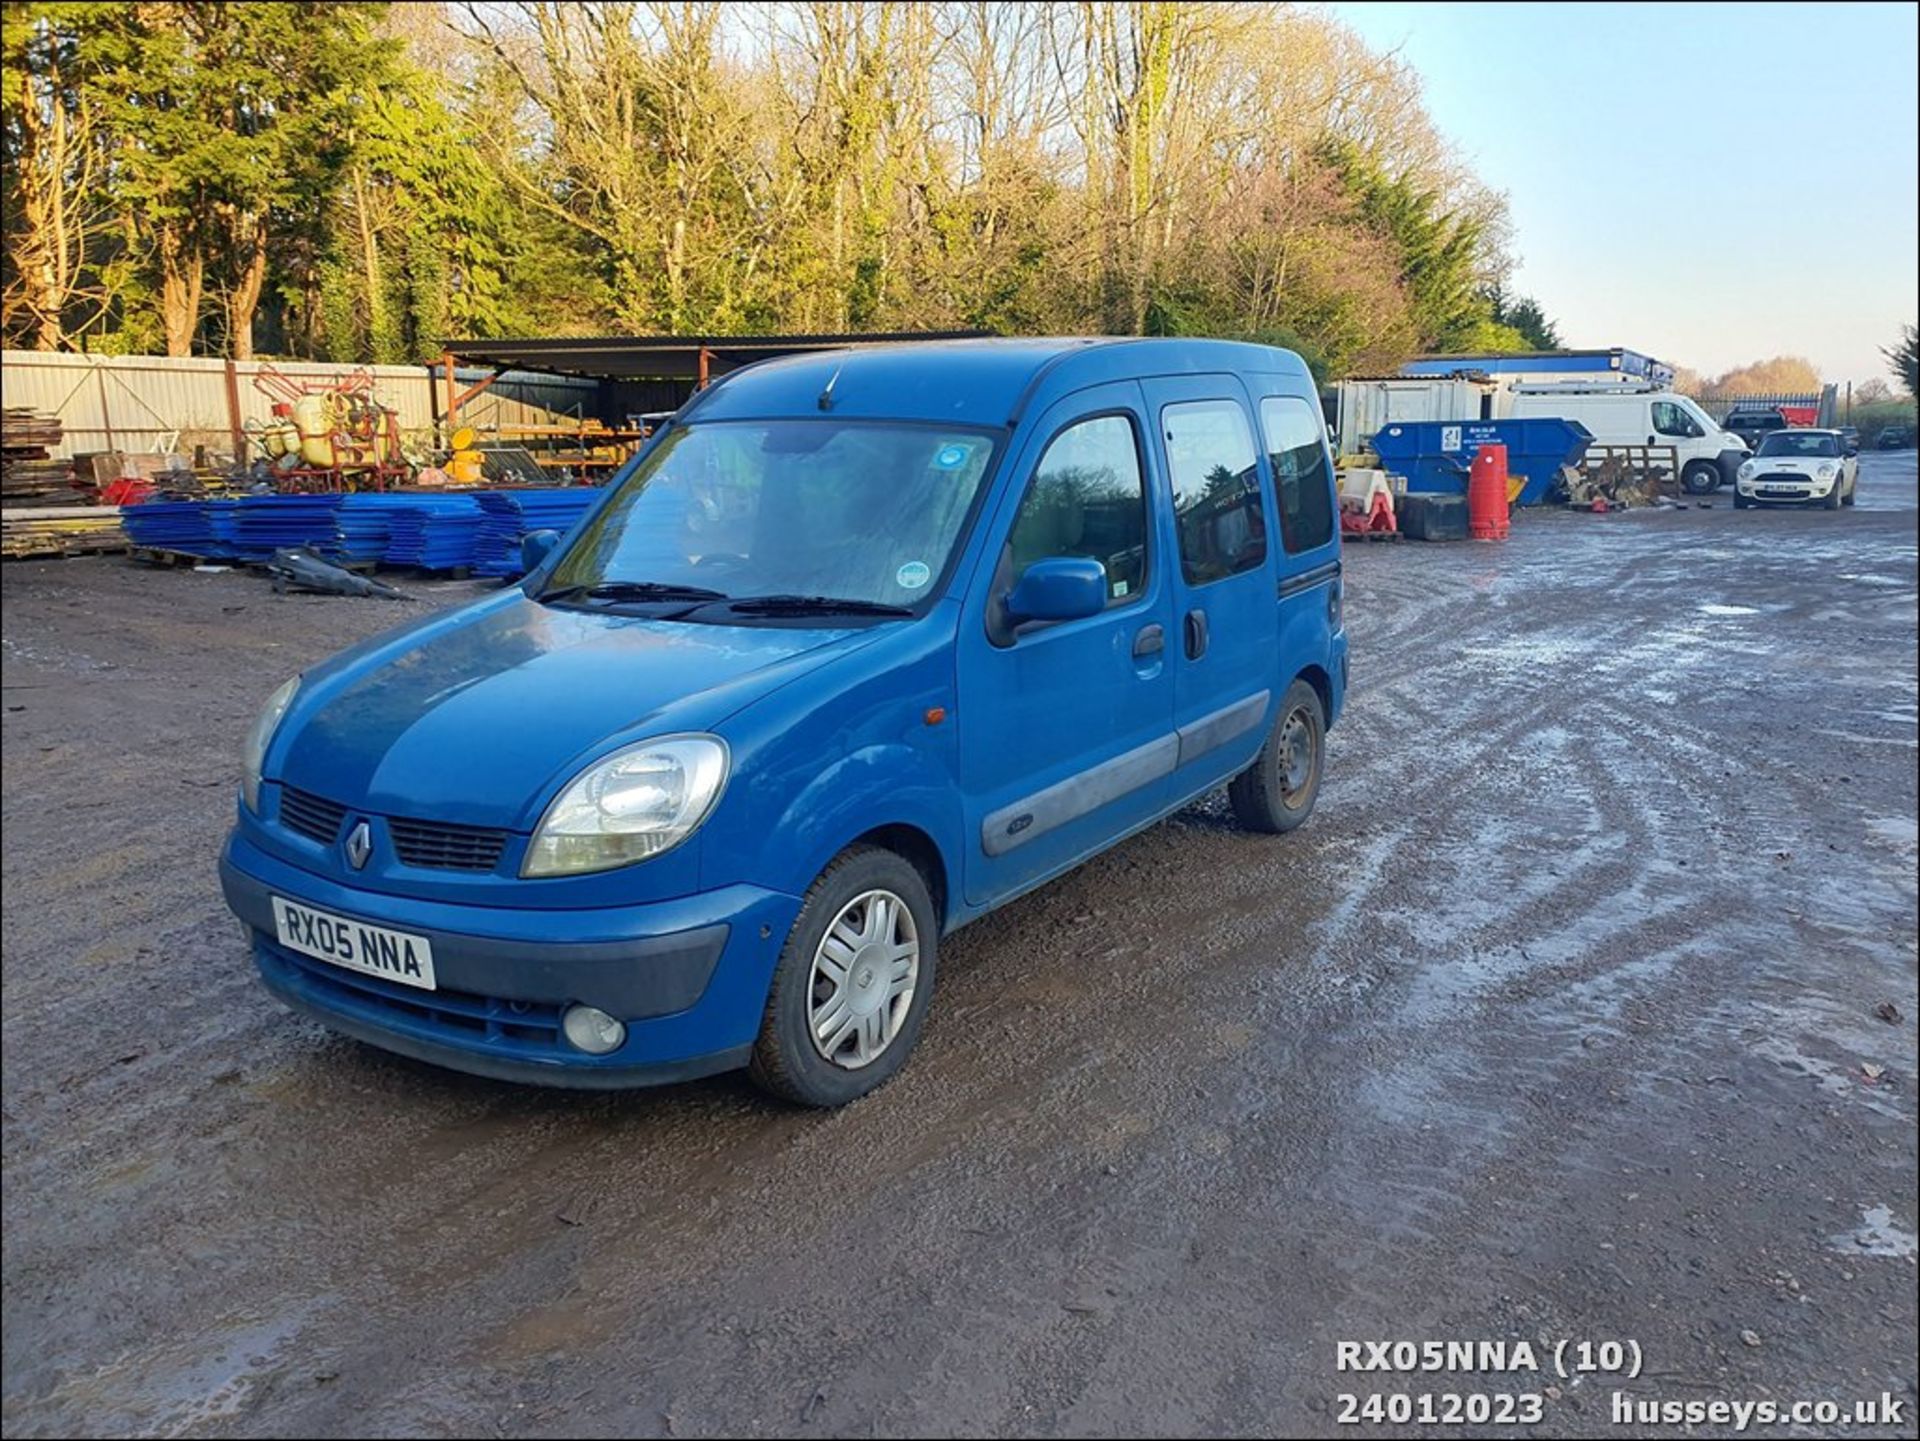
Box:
[1371,417,1593,505]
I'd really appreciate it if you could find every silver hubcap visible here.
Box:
[808,889,919,1070]
[1277,707,1315,804]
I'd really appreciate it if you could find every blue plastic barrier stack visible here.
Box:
[122,500,223,556]
[234,494,344,560]
[472,489,598,578]
[385,494,488,571]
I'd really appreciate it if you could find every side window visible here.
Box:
[1005,414,1147,606]
[1162,399,1266,585]
[1652,401,1703,438]
[1259,395,1335,553]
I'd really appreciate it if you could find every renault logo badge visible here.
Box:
[344,821,372,871]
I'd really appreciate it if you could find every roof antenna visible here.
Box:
[817,365,842,412]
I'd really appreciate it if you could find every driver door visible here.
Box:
[957,384,1176,907]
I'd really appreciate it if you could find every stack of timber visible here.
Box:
[1,505,128,560]
[2,408,83,505]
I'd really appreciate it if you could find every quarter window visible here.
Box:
[1162,400,1266,584]
[1259,396,1335,553]
[1004,414,1147,606]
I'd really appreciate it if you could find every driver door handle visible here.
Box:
[1132,623,1164,659]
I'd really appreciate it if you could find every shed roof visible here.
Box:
[441,331,994,382]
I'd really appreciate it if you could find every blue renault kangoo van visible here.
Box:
[222,339,1348,1106]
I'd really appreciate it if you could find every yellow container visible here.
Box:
[291,393,335,468]
[447,450,484,485]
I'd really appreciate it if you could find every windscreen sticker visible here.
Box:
[933,443,972,470]
[896,560,932,590]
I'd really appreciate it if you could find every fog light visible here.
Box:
[562,1004,626,1055]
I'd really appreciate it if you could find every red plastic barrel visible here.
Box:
[1468,443,1511,541]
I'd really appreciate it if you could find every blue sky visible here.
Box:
[1329,1,1919,387]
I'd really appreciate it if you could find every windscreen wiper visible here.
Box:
[718,593,914,617]
[539,580,730,605]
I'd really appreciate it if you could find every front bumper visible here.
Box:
[222,831,800,1087]
[1735,474,1836,504]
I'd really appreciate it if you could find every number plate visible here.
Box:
[272,896,437,991]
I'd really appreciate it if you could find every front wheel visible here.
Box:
[749,845,938,1107]
[1822,481,1842,511]
[1842,473,1857,506]
[1229,678,1327,834]
[1682,461,1721,495]
[1733,491,1750,509]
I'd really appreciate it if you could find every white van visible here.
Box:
[1505,385,1748,494]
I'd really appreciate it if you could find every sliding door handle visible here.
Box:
[1184,609,1209,659]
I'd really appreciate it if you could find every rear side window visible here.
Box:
[1162,400,1266,584]
[1259,396,1335,553]
[1005,414,1147,605]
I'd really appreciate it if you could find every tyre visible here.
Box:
[1842,472,1857,506]
[1822,480,1841,510]
[748,844,938,1107]
[1682,461,1721,495]
[1228,677,1327,834]
[1733,491,1750,510]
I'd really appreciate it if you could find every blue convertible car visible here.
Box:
[221,338,1348,1105]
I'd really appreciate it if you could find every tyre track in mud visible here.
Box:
[3,456,1915,1438]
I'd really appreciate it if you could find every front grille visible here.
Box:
[1756,472,1811,485]
[280,786,348,844]
[389,816,510,872]
[261,940,566,1055]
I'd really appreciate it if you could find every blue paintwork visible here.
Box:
[1371,417,1595,505]
[223,337,1348,1085]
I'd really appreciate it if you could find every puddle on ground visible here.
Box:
[1697,603,1760,616]
[36,1300,322,1438]
[1830,1204,1918,1260]
[1865,817,1919,852]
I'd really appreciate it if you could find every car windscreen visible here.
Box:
[1755,431,1840,458]
[542,420,999,612]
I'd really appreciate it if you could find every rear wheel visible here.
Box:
[1229,678,1326,834]
[1682,461,1721,495]
[749,845,938,1107]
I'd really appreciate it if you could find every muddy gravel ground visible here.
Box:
[4,454,1917,1439]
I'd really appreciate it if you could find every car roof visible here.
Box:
[687,336,1315,428]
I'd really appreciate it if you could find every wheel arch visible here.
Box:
[1292,662,1335,729]
[847,822,951,934]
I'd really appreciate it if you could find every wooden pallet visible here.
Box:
[2,540,129,561]
[129,546,226,568]
[128,546,381,575]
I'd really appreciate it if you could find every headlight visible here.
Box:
[1817,464,1836,480]
[241,676,301,813]
[524,734,728,877]
[1737,462,1755,479]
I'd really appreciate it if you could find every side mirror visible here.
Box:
[1006,556,1108,625]
[520,528,561,572]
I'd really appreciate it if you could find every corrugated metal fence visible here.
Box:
[0,351,602,459]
